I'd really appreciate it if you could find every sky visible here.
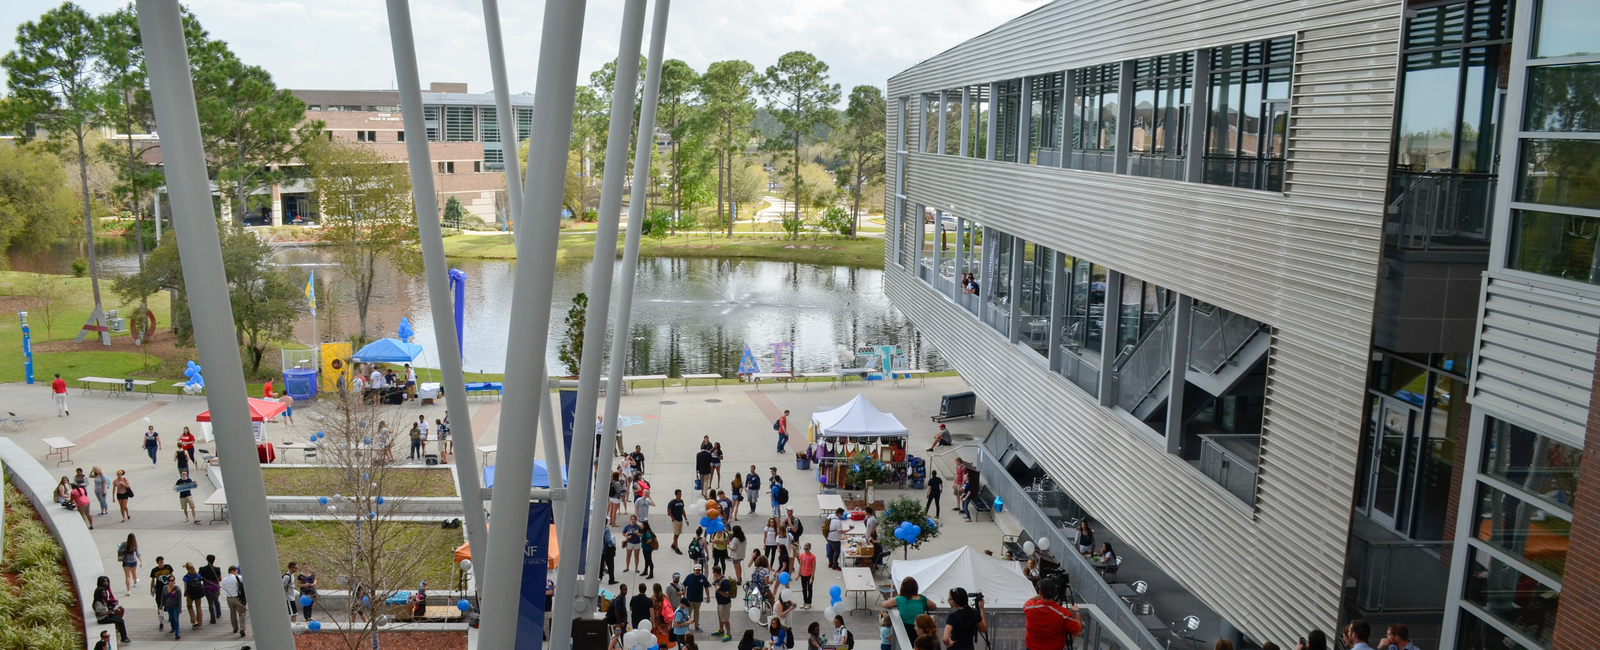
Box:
[2,0,1049,102]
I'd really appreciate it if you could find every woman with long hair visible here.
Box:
[914,614,940,648]
[711,442,725,485]
[729,473,744,522]
[112,470,132,521]
[640,521,658,579]
[117,534,141,594]
[182,563,205,628]
[54,476,71,508]
[93,575,130,644]
[763,517,779,563]
[70,479,93,529]
[776,542,793,576]
[89,467,108,515]
[728,526,747,583]
[608,471,625,526]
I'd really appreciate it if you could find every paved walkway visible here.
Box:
[0,375,1006,648]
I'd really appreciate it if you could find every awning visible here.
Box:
[811,394,908,438]
[196,397,288,423]
[350,338,424,363]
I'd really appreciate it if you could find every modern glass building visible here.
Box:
[884,1,1599,648]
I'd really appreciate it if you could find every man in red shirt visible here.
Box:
[51,373,68,417]
[1023,578,1081,650]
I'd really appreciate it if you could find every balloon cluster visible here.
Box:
[621,619,659,650]
[894,520,923,544]
[685,498,726,534]
[182,361,205,395]
[397,317,415,343]
[820,585,843,620]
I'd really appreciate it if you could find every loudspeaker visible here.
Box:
[572,618,608,650]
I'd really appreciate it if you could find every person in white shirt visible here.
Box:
[404,364,418,400]
[219,566,246,636]
[369,368,385,390]
[1343,620,1375,650]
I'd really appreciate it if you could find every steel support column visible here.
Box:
[135,1,293,646]
[1165,295,1192,454]
[1099,270,1124,407]
[1184,50,1211,183]
[1048,250,1069,372]
[576,0,655,602]
[1115,60,1135,174]
[985,82,999,160]
[481,0,587,648]
[384,0,489,586]
[482,0,524,231]
[1017,76,1032,164]
[541,388,566,523]
[936,90,948,155]
[959,87,971,158]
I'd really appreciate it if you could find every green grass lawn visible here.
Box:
[261,467,460,498]
[272,521,462,587]
[442,232,884,268]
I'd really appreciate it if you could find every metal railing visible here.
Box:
[1058,349,1101,398]
[976,451,1164,650]
[1187,304,1265,376]
[1069,149,1116,173]
[1348,535,1451,613]
[1127,153,1186,181]
[1197,434,1259,505]
[985,300,1012,338]
[1386,171,1495,251]
[1112,307,1176,414]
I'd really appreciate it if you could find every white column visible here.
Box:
[1017,77,1032,164]
[482,0,524,230]
[936,90,948,155]
[985,82,999,160]
[959,87,971,157]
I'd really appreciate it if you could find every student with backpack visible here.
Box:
[148,557,174,630]
[774,410,790,453]
[770,474,788,518]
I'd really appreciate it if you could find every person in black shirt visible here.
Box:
[668,489,687,554]
[942,588,987,650]
[925,471,944,518]
[607,583,629,631]
[696,449,715,498]
[629,582,653,629]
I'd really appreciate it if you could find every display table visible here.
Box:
[817,493,845,520]
[681,373,722,391]
[40,437,75,465]
[841,568,876,613]
[276,442,316,464]
[418,382,442,404]
[205,488,228,524]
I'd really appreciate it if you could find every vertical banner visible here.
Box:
[320,342,351,392]
[20,313,32,384]
[559,389,577,464]
[516,501,553,650]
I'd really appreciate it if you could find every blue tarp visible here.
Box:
[350,338,424,363]
[483,460,566,488]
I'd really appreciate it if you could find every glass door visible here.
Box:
[1366,397,1421,531]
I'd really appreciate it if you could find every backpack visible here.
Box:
[116,543,128,563]
[687,538,704,560]
[821,517,831,536]
[790,518,803,537]
[773,419,780,431]
[776,486,789,505]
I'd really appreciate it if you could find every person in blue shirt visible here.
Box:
[769,474,784,519]
[622,516,643,574]
[601,528,618,585]
[745,468,761,515]
[683,565,710,633]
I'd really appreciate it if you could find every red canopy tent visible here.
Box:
[195,397,288,422]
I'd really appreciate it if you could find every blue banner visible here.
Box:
[559,390,577,464]
[516,501,553,650]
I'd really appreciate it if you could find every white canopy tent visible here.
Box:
[811,394,909,438]
[889,546,1036,608]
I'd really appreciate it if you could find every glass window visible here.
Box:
[516,107,534,141]
[445,106,476,142]
[1533,0,1600,59]
[1204,37,1293,191]
[481,107,500,142]
[944,90,964,155]
[1474,483,1572,579]
[1461,547,1560,647]
[970,86,990,158]
[1068,65,1118,173]
[1507,209,1600,283]
[424,105,441,141]
[994,80,1023,163]
[1030,74,1065,165]
[1062,258,1106,354]
[1524,63,1600,132]
[923,94,940,154]
[1372,354,1431,406]
[1480,417,1582,512]
[1414,374,1465,539]
[1456,610,1538,650]
[1516,139,1600,210]
[1129,53,1193,180]
[1017,242,1055,356]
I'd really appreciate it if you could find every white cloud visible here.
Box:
[2,0,1046,101]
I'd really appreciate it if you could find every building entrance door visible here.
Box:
[1364,397,1422,532]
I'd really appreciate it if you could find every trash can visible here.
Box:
[796,457,811,470]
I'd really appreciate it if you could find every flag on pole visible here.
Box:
[305,270,317,316]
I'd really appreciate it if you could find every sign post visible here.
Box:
[19,311,31,385]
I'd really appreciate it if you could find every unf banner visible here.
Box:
[516,501,553,649]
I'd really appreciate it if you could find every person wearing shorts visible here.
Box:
[175,471,199,524]
[668,489,686,553]
[622,516,642,573]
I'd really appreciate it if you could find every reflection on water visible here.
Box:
[11,242,944,376]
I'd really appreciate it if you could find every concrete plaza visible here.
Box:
[0,375,1011,649]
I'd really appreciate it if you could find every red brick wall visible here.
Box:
[295,630,467,650]
[1441,401,1471,565]
[1550,334,1600,650]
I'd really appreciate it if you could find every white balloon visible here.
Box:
[822,606,837,621]
[747,606,762,624]
[636,619,652,634]
[1022,541,1035,555]
[1037,537,1050,551]
[326,505,337,512]
[779,588,793,602]
[140,417,152,427]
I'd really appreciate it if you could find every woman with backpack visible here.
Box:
[117,534,141,594]
[182,563,206,628]
[641,521,659,579]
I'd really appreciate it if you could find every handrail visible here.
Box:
[1112,307,1176,412]
[1188,304,1265,376]
[1385,170,1495,251]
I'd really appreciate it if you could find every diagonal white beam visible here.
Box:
[481,0,524,233]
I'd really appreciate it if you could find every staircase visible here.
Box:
[1110,302,1269,421]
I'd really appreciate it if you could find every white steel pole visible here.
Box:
[481,0,523,233]
[135,1,293,646]
[579,0,657,600]
[480,0,587,647]
[383,0,489,586]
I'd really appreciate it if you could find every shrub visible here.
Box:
[877,495,941,553]
[69,257,87,278]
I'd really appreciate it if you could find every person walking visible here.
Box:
[143,425,161,468]
[713,566,735,640]
[745,467,761,515]
[280,391,295,425]
[71,480,93,529]
[601,528,618,585]
[684,564,710,633]
[762,518,780,564]
[797,543,817,608]
[668,489,687,554]
[51,373,68,416]
[775,410,790,453]
[437,417,452,459]
[696,448,716,498]
[409,422,424,461]
[178,427,197,464]
[221,565,247,637]
[769,474,785,519]
[641,521,659,579]
[175,448,191,477]
[116,534,141,595]
[176,470,199,524]
[89,467,108,516]
[148,556,174,630]
[200,554,224,624]
[161,576,184,639]
[182,562,205,629]
[113,470,132,521]
[925,471,943,518]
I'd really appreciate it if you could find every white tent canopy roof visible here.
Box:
[889,546,1036,608]
[811,394,908,438]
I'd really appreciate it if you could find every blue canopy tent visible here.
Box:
[350,338,424,363]
[483,460,566,488]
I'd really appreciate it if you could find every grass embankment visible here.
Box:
[262,467,459,498]
[442,232,885,269]
[272,521,461,587]
[0,483,84,650]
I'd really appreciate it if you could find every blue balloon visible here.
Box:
[362,473,370,481]
[830,585,842,600]
[300,595,313,607]
[308,620,321,632]
[364,437,373,446]
[993,497,1004,513]
[376,496,385,505]
[316,430,325,437]
[911,525,921,537]
[367,512,376,519]
[362,596,370,606]
[778,572,791,585]
[318,496,329,505]
[457,598,471,612]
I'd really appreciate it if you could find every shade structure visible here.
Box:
[456,523,560,569]
[889,546,1036,608]
[350,338,424,363]
[811,394,909,437]
[196,397,288,422]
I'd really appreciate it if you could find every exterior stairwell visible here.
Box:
[1111,303,1270,421]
